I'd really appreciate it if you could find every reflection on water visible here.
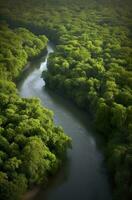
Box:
[18,43,112,200]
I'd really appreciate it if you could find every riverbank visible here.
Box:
[0,25,71,200]
[18,42,112,200]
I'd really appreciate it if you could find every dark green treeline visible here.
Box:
[0,0,132,200]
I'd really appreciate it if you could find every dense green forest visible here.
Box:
[0,0,132,199]
[0,23,48,79]
[0,22,71,200]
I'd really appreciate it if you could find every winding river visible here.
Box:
[17,43,112,200]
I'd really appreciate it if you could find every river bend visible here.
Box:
[17,42,112,200]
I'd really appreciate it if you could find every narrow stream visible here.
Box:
[17,42,112,200]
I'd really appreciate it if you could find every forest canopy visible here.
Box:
[0,0,132,200]
[0,15,71,200]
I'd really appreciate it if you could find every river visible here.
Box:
[17,42,112,200]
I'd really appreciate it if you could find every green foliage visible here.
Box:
[0,80,71,200]
[0,0,132,199]
[0,10,71,200]
[0,24,48,80]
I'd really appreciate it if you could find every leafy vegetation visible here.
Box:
[0,23,71,200]
[0,0,132,199]
[0,23,48,80]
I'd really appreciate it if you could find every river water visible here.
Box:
[17,43,112,200]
